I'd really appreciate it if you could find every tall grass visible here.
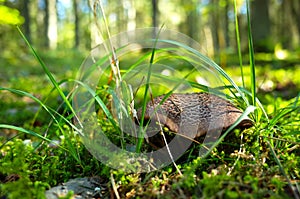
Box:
[245,0,257,111]
[136,29,160,153]
[0,27,84,165]
[234,0,245,88]
[234,0,260,121]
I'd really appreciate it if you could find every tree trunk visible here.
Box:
[290,1,300,47]
[187,10,196,41]
[46,0,58,49]
[73,0,80,48]
[124,0,136,31]
[211,0,220,53]
[224,0,229,48]
[251,0,271,52]
[152,0,158,27]
[44,0,49,48]
[20,0,31,43]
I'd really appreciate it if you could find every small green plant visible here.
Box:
[0,139,48,199]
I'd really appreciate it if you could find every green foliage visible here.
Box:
[0,1,24,25]
[0,135,104,198]
[0,139,48,199]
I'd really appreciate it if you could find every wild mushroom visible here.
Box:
[137,92,253,140]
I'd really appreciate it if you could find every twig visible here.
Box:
[227,133,244,176]
[110,171,120,199]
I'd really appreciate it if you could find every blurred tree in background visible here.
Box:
[1,0,299,61]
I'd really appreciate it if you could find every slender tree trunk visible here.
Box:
[211,0,220,53]
[46,0,58,49]
[187,11,195,40]
[251,0,271,52]
[278,0,291,49]
[290,1,300,46]
[20,0,31,43]
[44,0,49,48]
[224,0,229,48]
[126,0,136,31]
[73,0,80,48]
[152,0,158,27]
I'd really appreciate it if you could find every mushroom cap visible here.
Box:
[138,92,253,139]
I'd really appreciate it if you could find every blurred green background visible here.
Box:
[0,0,299,126]
[1,0,300,59]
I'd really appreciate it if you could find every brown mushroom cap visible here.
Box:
[137,92,253,139]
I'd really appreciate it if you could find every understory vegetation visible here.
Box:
[0,44,299,198]
[1,1,300,198]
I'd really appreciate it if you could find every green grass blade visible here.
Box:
[267,141,300,199]
[16,26,80,128]
[0,87,60,127]
[0,86,80,132]
[136,27,163,153]
[0,124,75,161]
[156,39,249,105]
[234,0,245,88]
[245,1,257,110]
[268,98,300,129]
[0,124,52,143]
[72,80,120,133]
[0,87,82,164]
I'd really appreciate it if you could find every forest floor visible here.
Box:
[0,49,299,198]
